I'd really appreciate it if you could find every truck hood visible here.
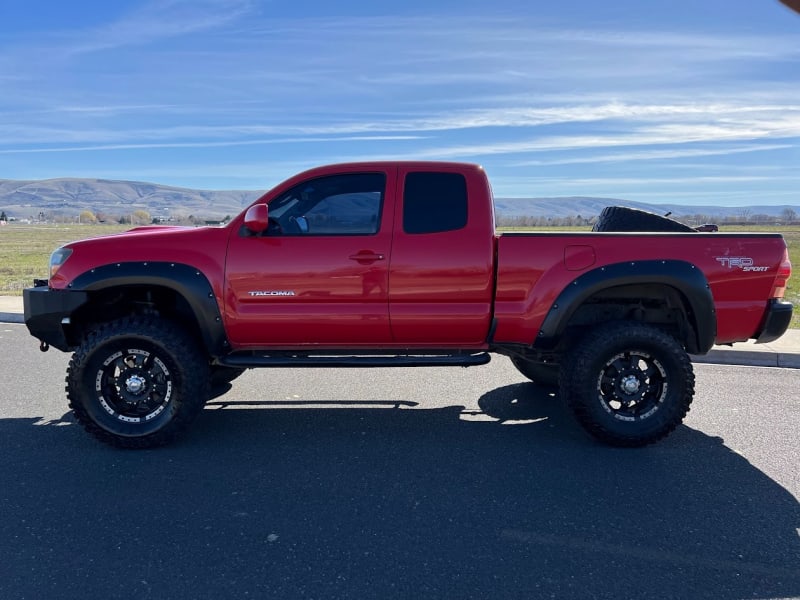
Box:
[65,224,219,249]
[50,224,232,289]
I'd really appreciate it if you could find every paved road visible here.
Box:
[1,323,799,599]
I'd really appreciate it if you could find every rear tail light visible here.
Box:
[770,248,791,299]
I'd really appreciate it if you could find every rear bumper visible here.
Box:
[755,299,793,344]
[23,286,89,351]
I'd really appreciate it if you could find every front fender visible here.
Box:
[70,262,227,356]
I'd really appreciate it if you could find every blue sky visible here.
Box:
[1,0,799,205]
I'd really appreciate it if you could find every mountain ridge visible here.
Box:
[1,177,797,221]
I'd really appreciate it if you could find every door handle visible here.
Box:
[349,251,385,264]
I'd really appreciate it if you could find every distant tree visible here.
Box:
[79,210,97,224]
[0,211,6,222]
[132,210,151,225]
[781,208,797,223]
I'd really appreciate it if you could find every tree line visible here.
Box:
[2,207,799,228]
[0,209,231,226]
[497,207,799,228]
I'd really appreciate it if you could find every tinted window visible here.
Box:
[268,173,385,236]
[403,172,468,234]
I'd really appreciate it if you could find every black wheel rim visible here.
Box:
[95,348,174,423]
[595,350,667,421]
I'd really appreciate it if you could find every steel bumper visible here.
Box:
[23,286,89,351]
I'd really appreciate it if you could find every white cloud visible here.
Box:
[0,136,425,154]
[512,145,794,166]
[3,102,800,147]
[64,0,256,55]
[1,10,799,202]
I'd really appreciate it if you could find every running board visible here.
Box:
[217,351,492,369]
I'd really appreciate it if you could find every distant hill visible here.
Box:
[0,178,264,220]
[0,177,797,222]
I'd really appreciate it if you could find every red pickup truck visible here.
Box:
[24,162,793,449]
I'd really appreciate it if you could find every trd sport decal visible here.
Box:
[715,257,769,272]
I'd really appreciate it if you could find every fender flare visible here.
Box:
[70,262,228,356]
[534,260,716,354]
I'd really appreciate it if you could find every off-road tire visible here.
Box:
[510,356,559,388]
[592,206,696,233]
[66,316,211,449]
[559,321,694,447]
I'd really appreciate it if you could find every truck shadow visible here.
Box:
[1,382,799,600]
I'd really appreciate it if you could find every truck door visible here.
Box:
[224,169,395,346]
[388,167,495,344]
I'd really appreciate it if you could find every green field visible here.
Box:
[2,222,798,328]
[0,224,129,293]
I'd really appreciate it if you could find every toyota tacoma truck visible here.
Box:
[23,162,793,448]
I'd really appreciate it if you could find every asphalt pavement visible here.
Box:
[1,323,798,600]
[2,294,798,368]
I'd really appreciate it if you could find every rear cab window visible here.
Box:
[403,172,468,234]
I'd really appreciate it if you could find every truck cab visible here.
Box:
[224,162,496,347]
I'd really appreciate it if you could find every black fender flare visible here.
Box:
[534,260,716,354]
[70,262,228,356]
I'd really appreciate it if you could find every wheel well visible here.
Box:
[69,285,204,347]
[560,283,698,352]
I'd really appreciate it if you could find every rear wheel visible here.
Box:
[66,316,210,448]
[559,322,694,447]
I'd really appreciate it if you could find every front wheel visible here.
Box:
[66,316,211,448]
[559,322,694,447]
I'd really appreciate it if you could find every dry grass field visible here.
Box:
[721,225,799,329]
[0,224,129,293]
[1,222,798,328]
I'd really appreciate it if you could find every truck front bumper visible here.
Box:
[23,285,89,352]
[755,299,793,344]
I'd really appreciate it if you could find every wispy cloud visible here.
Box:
[399,124,800,160]
[512,145,794,166]
[62,0,256,55]
[3,102,799,146]
[0,136,426,154]
[1,7,799,203]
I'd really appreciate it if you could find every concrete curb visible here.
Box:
[692,350,800,369]
[0,312,23,324]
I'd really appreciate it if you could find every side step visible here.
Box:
[217,351,492,369]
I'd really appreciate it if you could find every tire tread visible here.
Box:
[559,322,694,447]
[66,316,210,449]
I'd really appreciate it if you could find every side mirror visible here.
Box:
[243,204,269,234]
